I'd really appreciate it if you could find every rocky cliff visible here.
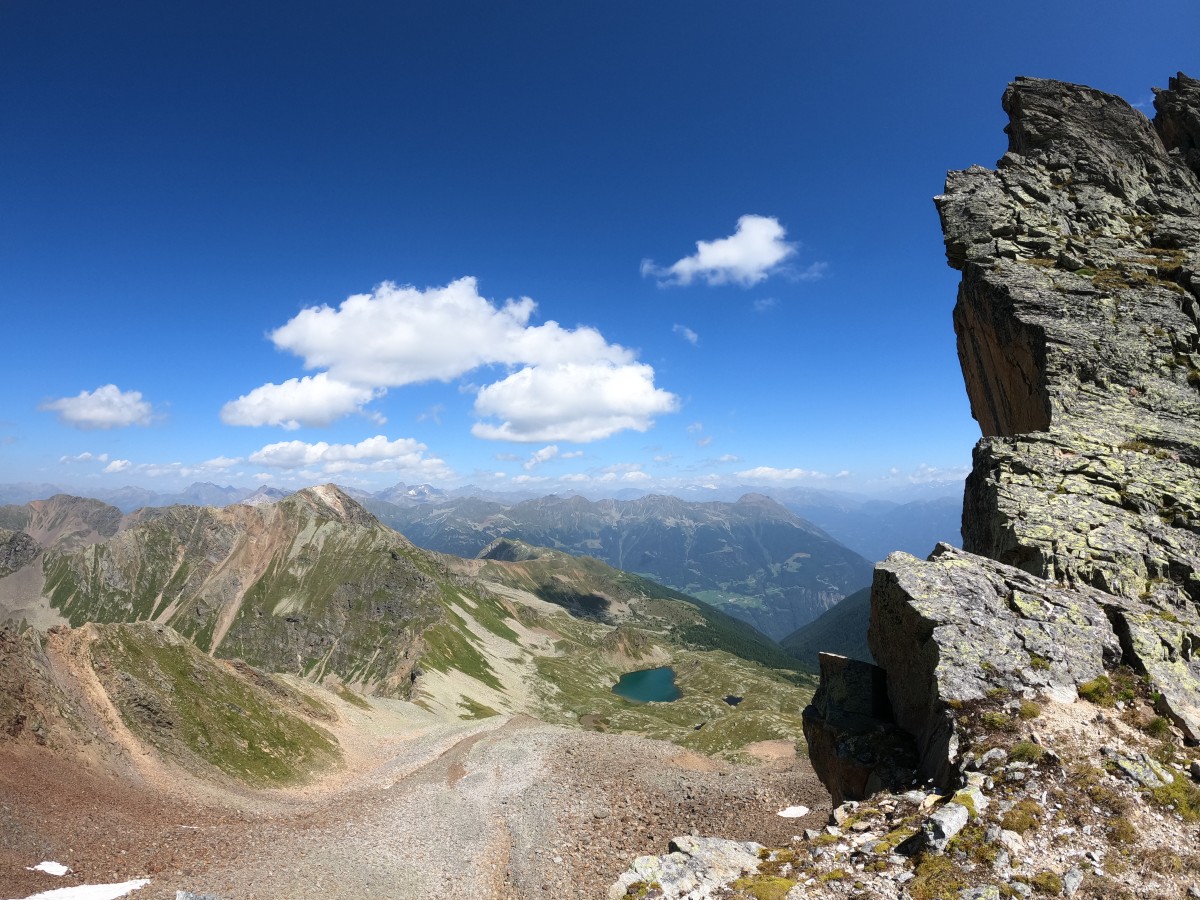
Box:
[613,73,1200,900]
[922,73,1200,748]
[810,71,1200,897]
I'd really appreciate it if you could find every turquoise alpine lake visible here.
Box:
[611,666,681,703]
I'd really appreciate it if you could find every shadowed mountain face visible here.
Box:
[780,587,873,668]
[367,492,873,640]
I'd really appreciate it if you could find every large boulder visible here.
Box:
[869,544,1121,784]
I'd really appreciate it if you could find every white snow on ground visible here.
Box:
[26,863,69,877]
[10,878,150,900]
[776,805,810,818]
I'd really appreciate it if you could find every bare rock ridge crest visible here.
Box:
[805,71,1200,794]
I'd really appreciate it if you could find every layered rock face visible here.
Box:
[935,73,1200,746]
[942,74,1200,610]
[8,487,445,695]
[811,73,1200,794]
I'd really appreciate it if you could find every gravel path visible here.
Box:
[2,714,827,900]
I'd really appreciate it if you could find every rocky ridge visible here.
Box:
[611,73,1200,899]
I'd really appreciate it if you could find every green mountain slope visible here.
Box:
[0,487,817,758]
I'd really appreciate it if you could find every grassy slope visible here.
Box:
[88,622,341,786]
[462,545,818,759]
[22,493,818,760]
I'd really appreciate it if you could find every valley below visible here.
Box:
[0,488,825,899]
[0,649,826,900]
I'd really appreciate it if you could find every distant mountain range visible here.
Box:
[0,479,961,642]
[364,492,874,640]
[0,480,961,560]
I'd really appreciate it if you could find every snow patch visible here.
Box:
[777,805,810,818]
[27,863,69,877]
[11,878,150,900]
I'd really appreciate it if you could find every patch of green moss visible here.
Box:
[1149,771,1200,821]
[909,854,967,900]
[1018,700,1042,720]
[731,875,798,898]
[1001,799,1043,834]
[1108,816,1137,844]
[949,824,998,866]
[1031,871,1063,895]
[1145,715,1172,739]
[1009,741,1046,763]
[872,822,919,855]
[620,881,660,899]
[982,711,1014,731]
[1078,675,1115,707]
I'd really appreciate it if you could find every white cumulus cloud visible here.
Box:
[641,215,798,287]
[203,455,242,469]
[60,451,109,464]
[228,277,675,440]
[221,374,380,429]
[41,385,153,430]
[268,277,630,386]
[524,445,560,470]
[103,459,132,473]
[471,362,679,443]
[247,434,452,479]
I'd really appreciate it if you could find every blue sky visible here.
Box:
[2,1,1197,498]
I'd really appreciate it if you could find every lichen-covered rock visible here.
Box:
[929,72,1200,745]
[869,544,1121,784]
[1107,606,1200,741]
[607,836,764,899]
[939,75,1200,614]
[923,800,970,853]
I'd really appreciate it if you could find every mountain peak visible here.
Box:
[285,484,380,527]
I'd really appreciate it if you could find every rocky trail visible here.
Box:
[1,698,827,900]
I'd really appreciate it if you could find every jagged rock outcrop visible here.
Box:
[0,529,38,577]
[869,543,1122,783]
[808,73,1200,787]
[940,75,1200,603]
[935,72,1200,750]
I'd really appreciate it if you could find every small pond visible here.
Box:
[611,666,682,703]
